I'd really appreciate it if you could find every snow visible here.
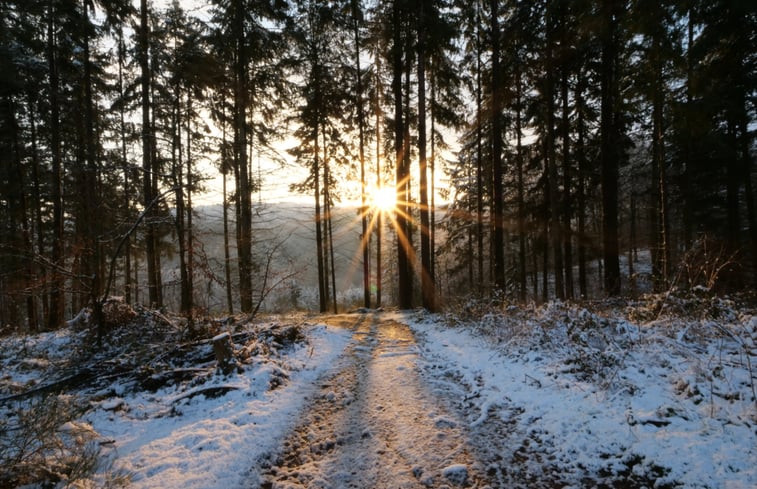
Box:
[2,298,755,488]
[395,302,756,488]
[211,331,230,342]
[86,322,351,489]
[441,463,469,485]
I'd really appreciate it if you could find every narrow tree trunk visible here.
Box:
[561,61,573,299]
[117,28,131,304]
[223,166,233,314]
[219,100,233,314]
[48,0,65,328]
[7,96,37,330]
[234,0,253,312]
[393,0,411,309]
[314,120,327,312]
[542,140,550,302]
[738,108,757,286]
[325,159,338,314]
[403,31,414,300]
[545,1,564,300]
[575,75,588,298]
[149,51,163,308]
[417,0,436,311]
[29,94,48,321]
[490,0,505,294]
[468,164,475,289]
[375,52,383,308]
[173,85,190,314]
[351,0,370,309]
[682,9,694,251]
[430,59,437,286]
[186,91,194,316]
[475,1,484,295]
[82,1,101,329]
[516,63,527,302]
[629,194,637,294]
[531,235,538,298]
[600,0,621,296]
[650,28,669,291]
[140,0,158,308]
[725,120,741,278]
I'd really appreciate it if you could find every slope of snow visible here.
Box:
[397,301,756,488]
[88,322,351,489]
[0,320,352,489]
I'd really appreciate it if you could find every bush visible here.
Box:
[0,394,130,488]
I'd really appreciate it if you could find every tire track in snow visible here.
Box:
[256,313,490,488]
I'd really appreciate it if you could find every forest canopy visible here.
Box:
[0,0,755,330]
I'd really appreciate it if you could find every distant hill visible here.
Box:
[155,201,375,314]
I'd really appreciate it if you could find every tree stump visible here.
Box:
[212,332,234,372]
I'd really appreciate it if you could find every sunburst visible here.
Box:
[367,184,397,214]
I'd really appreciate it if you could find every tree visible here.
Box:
[599,0,622,296]
[417,0,436,311]
[139,0,160,308]
[389,0,413,309]
[351,0,371,309]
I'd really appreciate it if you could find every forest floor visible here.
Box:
[1,294,756,488]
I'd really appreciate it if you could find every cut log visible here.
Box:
[212,332,234,371]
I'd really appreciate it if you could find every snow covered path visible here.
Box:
[6,305,750,487]
[257,314,488,488]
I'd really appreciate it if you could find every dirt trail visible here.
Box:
[258,313,490,488]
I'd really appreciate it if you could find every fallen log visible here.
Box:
[0,368,93,404]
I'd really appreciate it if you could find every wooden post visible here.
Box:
[212,332,234,372]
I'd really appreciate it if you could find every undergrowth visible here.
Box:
[0,394,131,488]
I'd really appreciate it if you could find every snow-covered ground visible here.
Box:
[86,323,351,489]
[399,298,757,488]
[1,295,755,488]
[0,317,352,488]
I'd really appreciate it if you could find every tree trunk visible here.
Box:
[314,120,327,312]
[725,120,741,280]
[682,9,694,251]
[516,63,527,302]
[29,94,48,322]
[417,0,436,311]
[475,1,484,295]
[352,0,370,309]
[173,82,190,314]
[234,0,253,312]
[575,74,588,298]
[186,91,195,316]
[48,0,65,329]
[545,1,564,300]
[117,28,131,304]
[560,53,573,299]
[325,156,338,314]
[375,52,383,308]
[149,50,163,308]
[223,166,233,314]
[600,0,621,296]
[82,0,101,325]
[650,26,669,291]
[490,0,505,294]
[393,0,412,309]
[741,116,757,287]
[430,58,437,287]
[140,0,159,308]
[6,96,37,330]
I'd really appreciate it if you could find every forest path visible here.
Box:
[258,313,491,488]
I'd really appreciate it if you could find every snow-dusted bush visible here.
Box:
[0,394,130,488]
